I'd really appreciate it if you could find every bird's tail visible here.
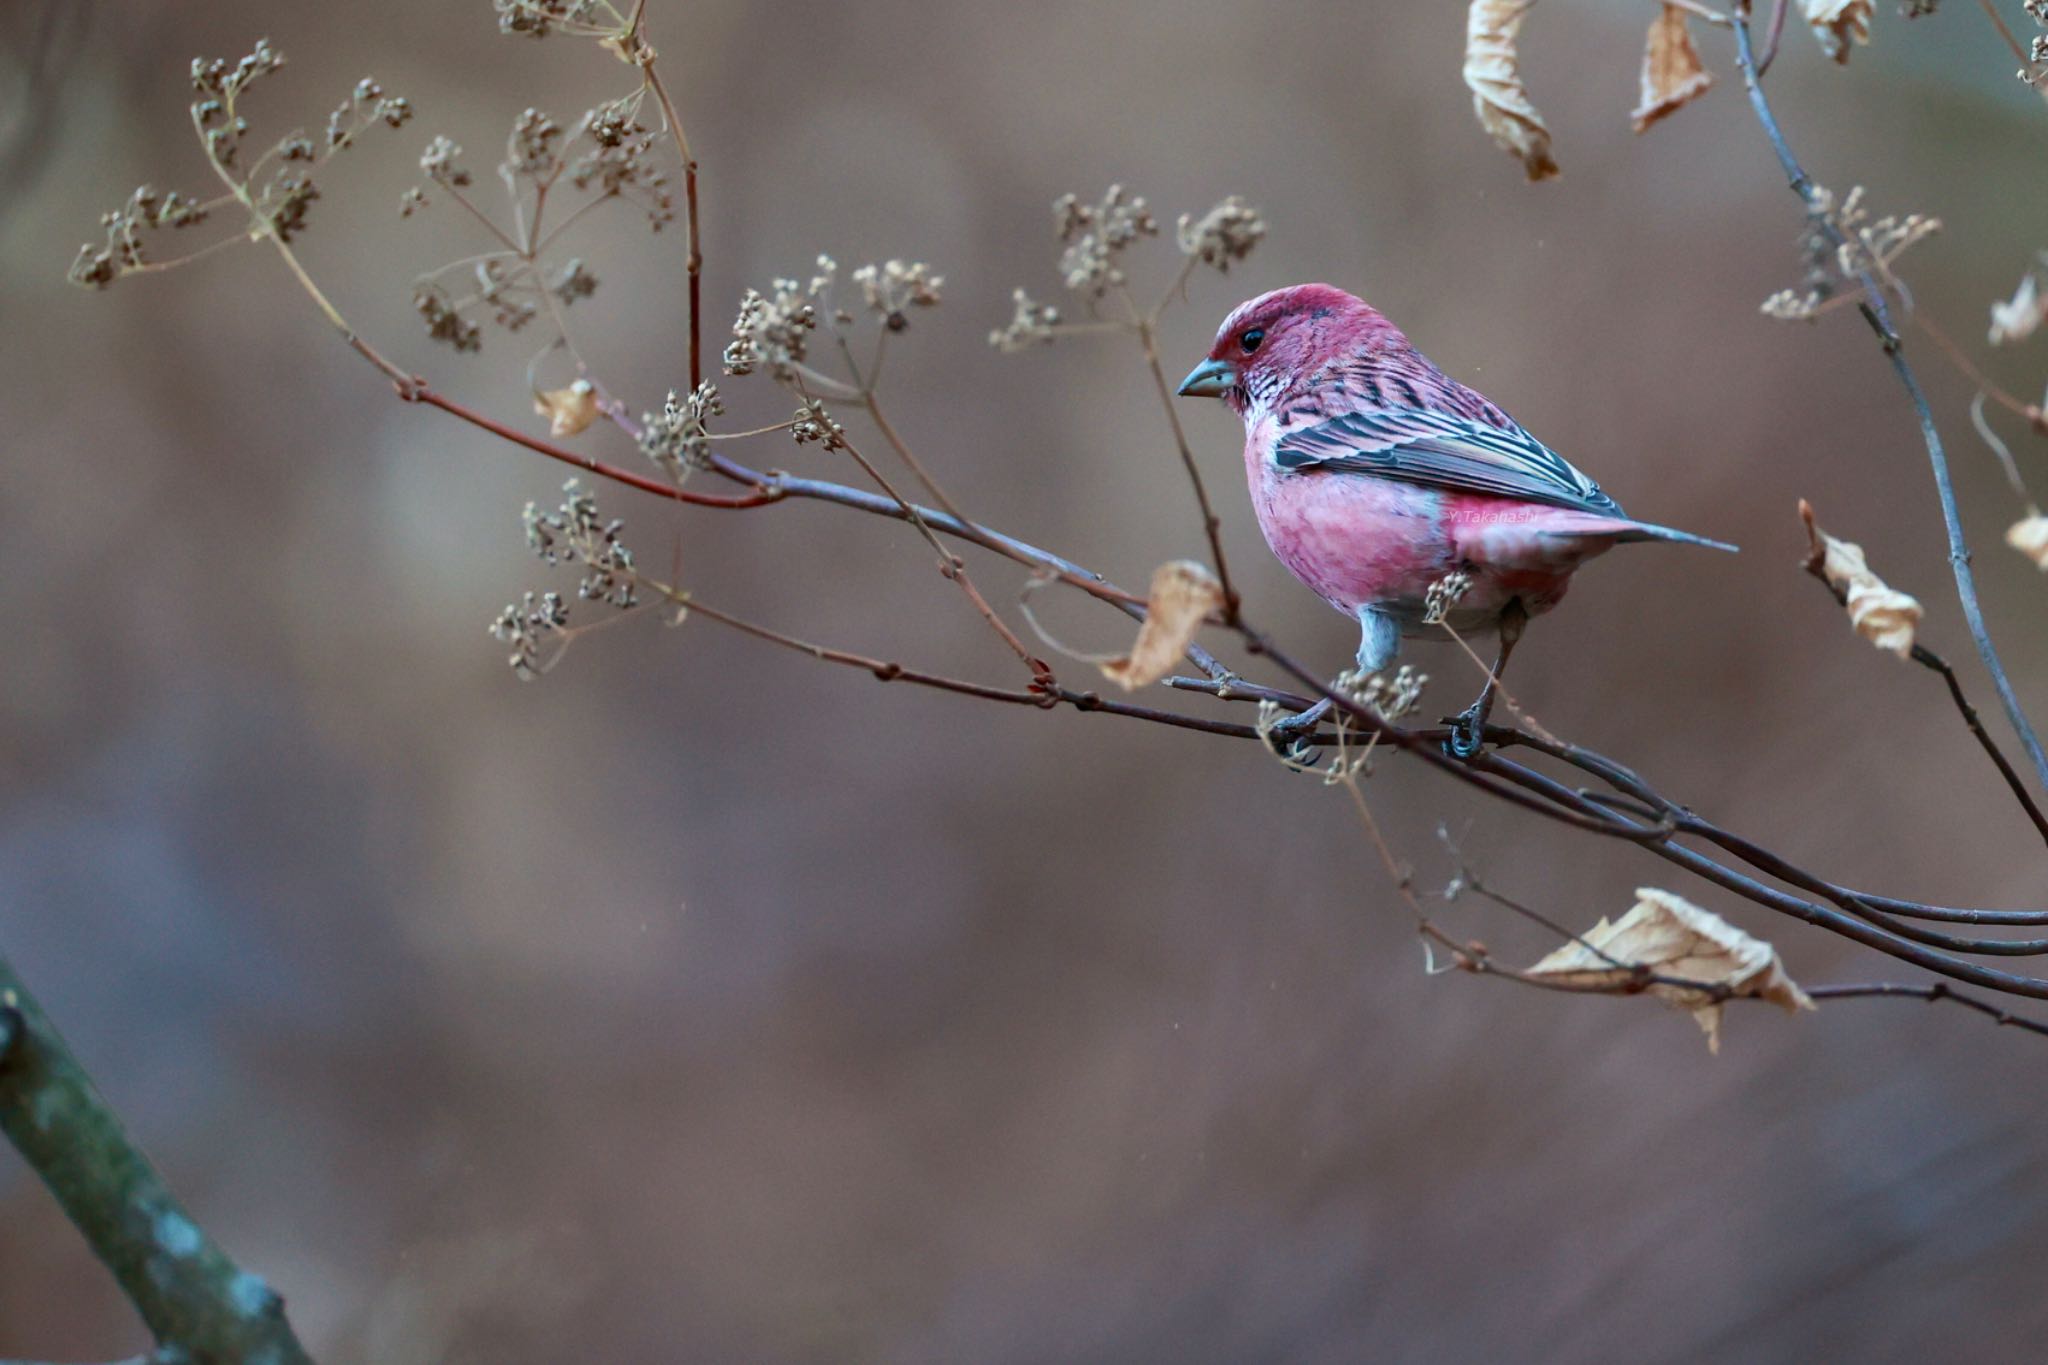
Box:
[1544,516,1738,552]
[1613,520,1739,552]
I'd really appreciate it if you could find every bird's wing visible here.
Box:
[1272,407,1624,517]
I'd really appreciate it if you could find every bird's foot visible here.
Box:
[1442,699,1491,760]
[1264,697,1332,770]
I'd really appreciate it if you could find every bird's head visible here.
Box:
[1176,283,1403,417]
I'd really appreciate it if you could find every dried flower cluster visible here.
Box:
[566,98,674,230]
[791,397,848,451]
[1054,185,1159,297]
[851,259,944,330]
[415,289,482,352]
[639,382,722,483]
[1176,197,1266,272]
[724,278,818,379]
[516,477,639,635]
[404,93,672,356]
[189,40,286,168]
[67,186,211,289]
[1341,663,1431,723]
[493,0,609,39]
[418,134,471,188]
[989,289,1063,352]
[1423,570,1475,626]
[70,43,410,289]
[988,187,1263,355]
[1761,184,1939,321]
[325,77,413,155]
[489,592,571,679]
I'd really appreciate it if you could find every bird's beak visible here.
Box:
[1175,357,1237,398]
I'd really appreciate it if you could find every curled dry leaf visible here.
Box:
[1100,560,1223,691]
[1804,0,1874,64]
[1465,0,1559,182]
[1800,500,1923,658]
[2008,514,2048,570]
[1527,888,1815,1053]
[1632,4,1715,133]
[1989,273,2048,347]
[534,379,598,438]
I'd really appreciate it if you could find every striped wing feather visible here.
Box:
[1273,408,1624,517]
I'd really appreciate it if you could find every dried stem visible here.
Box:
[635,31,700,392]
[1122,283,1241,623]
[1913,309,2044,432]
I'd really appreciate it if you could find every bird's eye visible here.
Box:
[1241,328,1265,354]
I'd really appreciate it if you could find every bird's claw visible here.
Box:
[1264,706,1325,770]
[1443,704,1488,760]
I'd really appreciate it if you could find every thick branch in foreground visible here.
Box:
[0,955,312,1365]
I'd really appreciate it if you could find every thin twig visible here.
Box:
[1125,295,1242,623]
[637,36,700,392]
[1974,0,2039,70]
[1913,310,2043,431]
[1755,0,1789,76]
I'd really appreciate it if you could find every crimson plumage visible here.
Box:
[1176,283,1733,751]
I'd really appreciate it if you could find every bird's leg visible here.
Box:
[1444,599,1527,760]
[1265,607,1398,767]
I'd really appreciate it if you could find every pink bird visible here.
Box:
[1176,283,1734,757]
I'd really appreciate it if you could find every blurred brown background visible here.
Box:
[5,1,2048,1360]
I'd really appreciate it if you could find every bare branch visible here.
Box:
[0,957,312,1364]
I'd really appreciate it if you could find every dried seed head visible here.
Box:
[1176,196,1266,272]
[723,280,817,378]
[989,288,1062,351]
[1053,184,1158,297]
[490,591,570,679]
[640,383,720,483]
[790,397,847,450]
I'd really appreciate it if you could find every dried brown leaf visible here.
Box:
[1800,500,1923,658]
[1465,0,1559,181]
[1099,560,1223,691]
[534,379,598,438]
[1527,888,1815,1053]
[1804,0,1874,64]
[2008,514,2048,569]
[1632,4,1715,133]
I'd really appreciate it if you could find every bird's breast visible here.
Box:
[1244,428,1451,616]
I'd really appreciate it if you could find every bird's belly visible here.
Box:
[1252,474,1589,629]
[1251,470,1452,615]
